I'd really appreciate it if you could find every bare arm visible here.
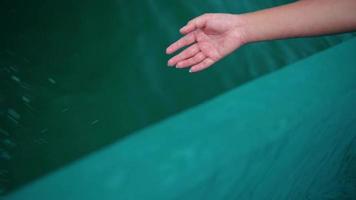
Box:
[242,0,356,43]
[166,0,356,73]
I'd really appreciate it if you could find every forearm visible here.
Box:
[240,0,356,43]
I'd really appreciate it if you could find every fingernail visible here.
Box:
[189,68,193,73]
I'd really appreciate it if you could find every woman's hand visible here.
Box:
[166,1,356,73]
[166,14,247,73]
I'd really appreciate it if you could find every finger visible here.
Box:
[180,22,197,35]
[168,44,199,66]
[176,52,205,68]
[166,32,196,54]
[180,15,208,35]
[189,58,215,73]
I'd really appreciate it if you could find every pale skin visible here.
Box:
[166,0,356,73]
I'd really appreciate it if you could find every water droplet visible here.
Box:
[48,78,56,84]
[7,108,20,120]
[22,96,30,103]
[2,139,16,148]
[9,66,18,72]
[0,128,9,136]
[40,128,48,134]
[7,116,19,125]
[61,107,69,113]
[24,102,35,113]
[91,120,99,125]
[5,49,15,56]
[11,75,21,83]
[0,149,11,160]
[0,169,8,176]
[20,82,31,90]
[34,138,48,144]
[23,57,30,63]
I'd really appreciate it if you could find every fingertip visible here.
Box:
[180,27,190,35]
[189,65,201,73]
[180,24,195,35]
[189,67,204,73]
[189,58,214,73]
[179,29,188,35]
[179,26,186,34]
[167,58,174,66]
[166,47,173,55]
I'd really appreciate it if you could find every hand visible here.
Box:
[166,13,247,73]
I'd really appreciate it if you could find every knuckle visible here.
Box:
[177,62,183,67]
[188,49,194,55]
[185,34,194,42]
[190,45,198,53]
[193,55,201,62]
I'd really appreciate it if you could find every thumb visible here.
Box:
[179,14,210,35]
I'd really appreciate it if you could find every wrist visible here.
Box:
[232,14,251,46]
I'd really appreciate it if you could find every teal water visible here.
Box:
[5,37,356,200]
[0,0,354,194]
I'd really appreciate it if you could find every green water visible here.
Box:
[5,37,356,200]
[0,0,354,194]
